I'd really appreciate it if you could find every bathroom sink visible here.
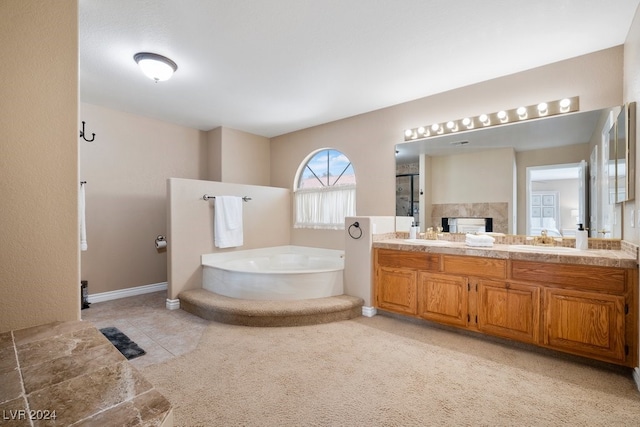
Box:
[509,245,580,253]
[404,239,451,245]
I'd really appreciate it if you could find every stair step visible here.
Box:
[179,289,364,327]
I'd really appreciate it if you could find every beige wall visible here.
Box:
[429,148,515,232]
[271,46,623,248]
[207,127,223,181]
[167,179,291,299]
[79,103,206,295]
[0,0,79,332]
[80,102,272,295]
[206,126,270,185]
[215,127,271,185]
[431,148,515,202]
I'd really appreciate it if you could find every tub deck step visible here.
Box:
[179,289,364,327]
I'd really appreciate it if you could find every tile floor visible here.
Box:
[82,291,209,369]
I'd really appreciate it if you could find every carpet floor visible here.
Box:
[141,314,640,426]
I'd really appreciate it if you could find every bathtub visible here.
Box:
[201,246,344,300]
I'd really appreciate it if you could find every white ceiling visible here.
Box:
[79,0,640,138]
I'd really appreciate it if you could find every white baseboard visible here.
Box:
[634,367,640,392]
[166,298,180,310]
[87,282,167,304]
[362,306,377,317]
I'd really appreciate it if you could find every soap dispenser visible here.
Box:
[409,221,418,239]
[575,224,588,250]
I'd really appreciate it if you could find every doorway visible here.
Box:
[526,161,587,236]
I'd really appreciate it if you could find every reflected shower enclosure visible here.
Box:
[396,173,419,224]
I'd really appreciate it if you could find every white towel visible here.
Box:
[214,196,243,248]
[465,233,494,247]
[80,182,87,251]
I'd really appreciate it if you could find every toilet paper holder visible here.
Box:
[155,235,167,249]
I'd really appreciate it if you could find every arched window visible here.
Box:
[294,149,356,229]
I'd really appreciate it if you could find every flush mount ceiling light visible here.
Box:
[403,96,579,141]
[133,52,178,82]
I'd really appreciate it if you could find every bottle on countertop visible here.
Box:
[575,223,588,250]
[409,221,417,239]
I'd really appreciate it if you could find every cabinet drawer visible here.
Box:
[442,255,507,279]
[376,249,440,271]
[511,261,626,293]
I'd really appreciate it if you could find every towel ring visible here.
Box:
[348,221,362,239]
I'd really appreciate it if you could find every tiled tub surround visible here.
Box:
[0,320,172,427]
[432,202,509,234]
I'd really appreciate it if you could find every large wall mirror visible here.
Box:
[614,102,636,203]
[396,104,634,239]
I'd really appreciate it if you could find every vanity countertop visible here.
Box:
[373,239,638,269]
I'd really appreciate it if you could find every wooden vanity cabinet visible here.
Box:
[373,248,637,367]
[511,260,632,364]
[375,249,439,315]
[440,255,540,343]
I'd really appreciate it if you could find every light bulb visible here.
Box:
[479,114,490,126]
[446,121,457,131]
[517,107,527,119]
[537,102,548,115]
[559,98,571,112]
[497,110,508,123]
[404,129,413,138]
[462,117,473,129]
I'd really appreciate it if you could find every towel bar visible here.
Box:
[203,194,251,202]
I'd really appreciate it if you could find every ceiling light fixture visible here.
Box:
[133,52,178,82]
[403,96,579,142]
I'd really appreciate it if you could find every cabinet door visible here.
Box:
[417,272,468,327]
[477,280,540,344]
[543,288,625,363]
[376,267,417,315]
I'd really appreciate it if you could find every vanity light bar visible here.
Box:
[403,96,580,141]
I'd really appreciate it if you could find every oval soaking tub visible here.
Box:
[201,246,344,301]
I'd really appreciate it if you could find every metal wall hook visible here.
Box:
[80,121,95,142]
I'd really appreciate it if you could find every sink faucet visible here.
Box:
[425,227,438,240]
[533,229,555,246]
